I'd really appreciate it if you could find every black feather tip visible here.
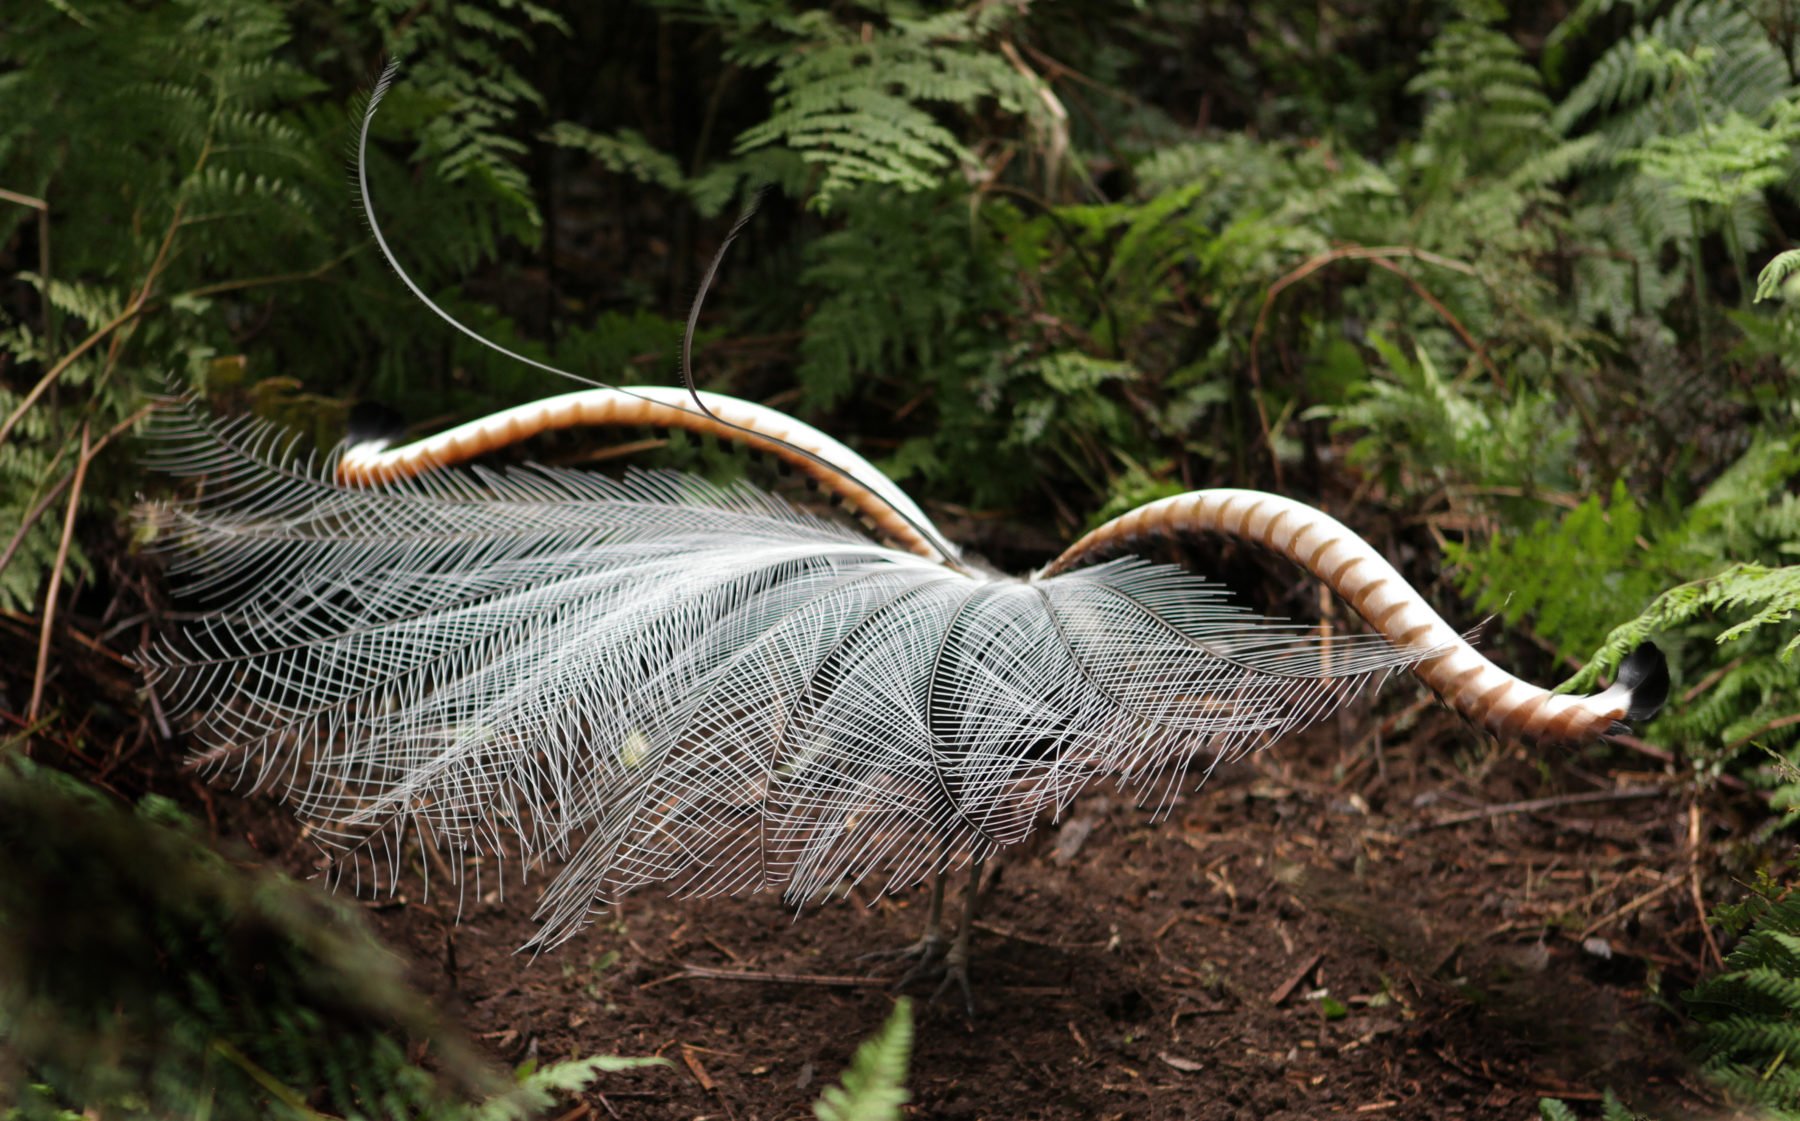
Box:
[1617,641,1670,724]
[346,401,408,448]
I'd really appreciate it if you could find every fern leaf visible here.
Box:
[813,1000,913,1121]
[1756,249,1800,303]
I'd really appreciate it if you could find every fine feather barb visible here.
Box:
[142,396,1433,948]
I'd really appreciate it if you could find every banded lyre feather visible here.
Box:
[336,385,955,566]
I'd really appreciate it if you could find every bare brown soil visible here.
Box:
[284,722,1735,1119]
[4,613,1752,1121]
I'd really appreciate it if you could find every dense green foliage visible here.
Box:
[0,0,564,607]
[1684,877,1800,1117]
[4,0,1799,1114]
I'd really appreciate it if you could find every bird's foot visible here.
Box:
[927,948,976,1019]
[859,931,946,969]
[874,935,972,1014]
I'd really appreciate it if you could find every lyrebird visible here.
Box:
[138,69,1668,1009]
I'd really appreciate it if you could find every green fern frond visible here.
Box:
[1538,1095,1581,1121]
[465,1055,669,1121]
[1757,249,1800,302]
[544,124,686,192]
[1687,887,1800,1114]
[1410,16,1559,178]
[731,8,1037,207]
[1553,0,1789,152]
[812,1000,913,1121]
[1587,563,1800,670]
[1622,101,1800,210]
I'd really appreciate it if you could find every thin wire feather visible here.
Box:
[139,394,1431,948]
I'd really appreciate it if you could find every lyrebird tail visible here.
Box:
[1046,489,1668,744]
[139,394,1435,948]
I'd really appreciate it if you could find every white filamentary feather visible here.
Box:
[139,397,1431,948]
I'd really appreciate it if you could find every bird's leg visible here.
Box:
[861,870,946,968]
[931,856,984,1017]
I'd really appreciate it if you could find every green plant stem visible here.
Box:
[1721,206,1750,305]
[1689,202,1710,374]
[210,1040,334,1121]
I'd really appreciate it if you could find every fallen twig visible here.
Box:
[1411,785,1664,832]
[972,919,1110,950]
[1578,875,1684,940]
[1689,801,1724,968]
[1267,950,1324,1006]
[679,1045,716,1092]
[642,964,890,991]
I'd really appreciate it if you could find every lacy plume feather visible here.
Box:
[138,398,1429,948]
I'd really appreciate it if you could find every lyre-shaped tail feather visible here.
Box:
[1047,489,1668,743]
[139,396,1434,948]
[335,385,958,565]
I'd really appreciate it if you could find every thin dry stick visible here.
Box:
[0,404,153,579]
[1246,244,1489,486]
[1267,950,1325,1005]
[646,964,889,990]
[1682,655,1748,706]
[1725,712,1800,753]
[1577,875,1684,940]
[0,305,143,449]
[0,187,48,210]
[998,38,1072,192]
[1689,801,1724,968]
[0,473,72,579]
[28,423,92,722]
[1413,785,1665,831]
[1363,256,1506,388]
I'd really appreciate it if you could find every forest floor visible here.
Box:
[7,603,1757,1121]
